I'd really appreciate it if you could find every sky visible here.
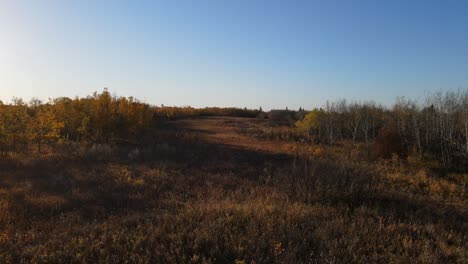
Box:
[0,0,467,109]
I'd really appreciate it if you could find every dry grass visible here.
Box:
[0,117,466,263]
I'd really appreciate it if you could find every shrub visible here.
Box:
[373,121,404,159]
[78,143,116,161]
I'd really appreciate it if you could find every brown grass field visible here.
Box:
[1,116,467,263]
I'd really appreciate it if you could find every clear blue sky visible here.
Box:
[1,0,467,109]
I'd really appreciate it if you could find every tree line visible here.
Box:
[0,89,261,156]
[1,88,466,168]
[295,89,468,168]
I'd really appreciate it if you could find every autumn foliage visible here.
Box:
[0,89,261,157]
[291,91,468,169]
[0,87,466,262]
[0,116,466,263]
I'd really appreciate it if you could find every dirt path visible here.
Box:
[173,116,297,156]
[158,116,300,178]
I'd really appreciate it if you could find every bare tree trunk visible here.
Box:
[413,117,422,159]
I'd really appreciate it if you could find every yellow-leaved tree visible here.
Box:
[295,108,324,141]
[29,106,64,153]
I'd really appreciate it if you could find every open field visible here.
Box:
[0,116,466,263]
[2,1,468,263]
